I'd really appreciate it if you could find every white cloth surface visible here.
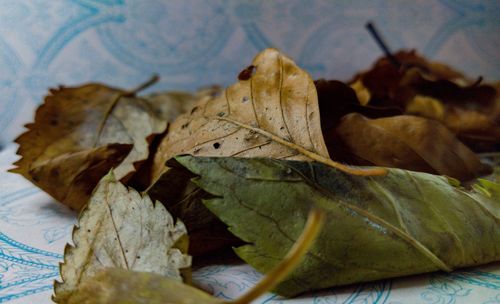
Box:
[0,144,499,304]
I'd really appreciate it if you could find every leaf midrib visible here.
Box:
[287,163,453,272]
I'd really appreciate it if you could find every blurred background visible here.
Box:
[0,0,499,146]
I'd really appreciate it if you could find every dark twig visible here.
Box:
[469,76,483,88]
[365,22,401,68]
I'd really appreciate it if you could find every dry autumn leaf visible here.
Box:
[350,50,500,152]
[126,86,224,191]
[315,79,402,131]
[10,79,167,210]
[384,49,467,81]
[150,48,384,184]
[350,50,470,103]
[350,50,499,111]
[147,166,242,256]
[53,171,191,303]
[406,95,500,152]
[404,69,498,116]
[63,208,325,304]
[65,269,223,304]
[144,86,222,122]
[329,113,491,181]
[174,155,500,296]
[315,79,402,156]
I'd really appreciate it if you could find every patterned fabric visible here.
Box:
[0,0,499,145]
[0,144,499,303]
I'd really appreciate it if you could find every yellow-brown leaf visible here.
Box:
[151,48,366,183]
[11,83,167,210]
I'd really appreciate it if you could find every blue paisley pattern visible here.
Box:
[192,265,393,304]
[0,233,61,303]
[0,145,74,302]
[420,270,500,304]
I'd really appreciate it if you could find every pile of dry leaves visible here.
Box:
[10,48,500,303]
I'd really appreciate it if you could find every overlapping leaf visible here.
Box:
[330,113,490,181]
[8,45,499,303]
[61,207,325,304]
[53,171,191,303]
[65,269,222,304]
[174,155,500,297]
[147,165,242,256]
[350,50,500,152]
[151,48,332,183]
[11,83,167,210]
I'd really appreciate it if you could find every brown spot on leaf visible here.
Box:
[238,65,256,81]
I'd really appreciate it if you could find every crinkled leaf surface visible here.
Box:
[174,155,500,297]
[331,113,490,181]
[148,50,387,255]
[53,171,191,303]
[66,209,326,304]
[406,94,500,152]
[350,50,482,106]
[350,50,500,152]
[66,269,222,304]
[11,84,167,210]
[151,48,330,183]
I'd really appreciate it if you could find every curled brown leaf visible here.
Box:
[350,50,500,152]
[11,81,167,210]
[329,113,491,181]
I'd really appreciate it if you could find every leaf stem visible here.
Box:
[124,74,160,96]
[94,74,160,147]
[365,22,401,68]
[217,117,387,176]
[468,76,483,88]
[231,208,326,304]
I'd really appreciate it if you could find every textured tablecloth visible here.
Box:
[0,144,499,304]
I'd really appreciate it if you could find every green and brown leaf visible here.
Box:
[173,155,500,297]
